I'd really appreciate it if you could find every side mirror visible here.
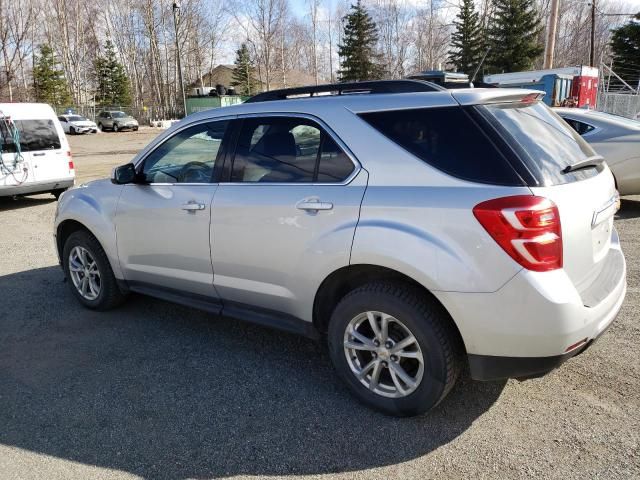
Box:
[111,163,137,185]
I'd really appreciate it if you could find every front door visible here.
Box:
[211,115,367,321]
[115,119,230,298]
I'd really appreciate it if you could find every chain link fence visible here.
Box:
[597,93,640,119]
[53,105,176,125]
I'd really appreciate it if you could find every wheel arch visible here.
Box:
[313,264,467,353]
[56,219,97,262]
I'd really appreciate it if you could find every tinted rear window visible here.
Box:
[14,119,61,151]
[359,107,524,185]
[481,102,601,185]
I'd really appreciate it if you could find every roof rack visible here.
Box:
[244,79,445,103]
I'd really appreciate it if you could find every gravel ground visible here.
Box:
[0,130,639,480]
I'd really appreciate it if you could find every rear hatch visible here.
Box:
[478,99,617,289]
[14,118,70,182]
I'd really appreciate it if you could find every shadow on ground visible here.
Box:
[0,266,505,479]
[616,198,640,220]
[0,194,56,212]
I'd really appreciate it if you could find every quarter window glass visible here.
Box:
[142,121,228,183]
[562,117,595,135]
[317,136,354,182]
[359,107,522,185]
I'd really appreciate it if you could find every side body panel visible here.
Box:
[211,169,368,322]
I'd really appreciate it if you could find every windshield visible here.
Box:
[481,102,601,186]
[67,115,87,122]
[112,112,127,118]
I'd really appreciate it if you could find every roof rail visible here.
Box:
[244,79,445,103]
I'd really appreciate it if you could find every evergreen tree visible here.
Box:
[33,44,71,106]
[95,40,131,105]
[486,0,543,73]
[231,43,259,95]
[610,13,640,89]
[338,1,384,82]
[449,0,484,75]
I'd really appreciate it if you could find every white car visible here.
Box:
[58,114,98,135]
[555,108,640,196]
[1,103,75,199]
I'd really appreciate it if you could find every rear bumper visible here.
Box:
[0,178,75,196]
[435,230,626,380]
[468,327,608,381]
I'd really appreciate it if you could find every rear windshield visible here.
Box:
[359,107,524,185]
[480,102,601,185]
[14,119,61,151]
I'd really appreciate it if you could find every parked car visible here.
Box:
[1,103,74,199]
[58,114,98,135]
[96,110,139,132]
[554,108,640,196]
[55,81,626,416]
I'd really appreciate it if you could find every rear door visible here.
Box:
[481,102,617,288]
[14,118,69,182]
[0,120,34,187]
[211,115,366,320]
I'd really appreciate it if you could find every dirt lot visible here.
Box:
[0,130,639,480]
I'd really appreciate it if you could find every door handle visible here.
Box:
[181,201,206,211]
[296,200,333,211]
[32,152,45,156]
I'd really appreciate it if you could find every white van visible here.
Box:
[0,103,75,199]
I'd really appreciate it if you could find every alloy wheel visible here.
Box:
[343,311,424,398]
[68,246,101,301]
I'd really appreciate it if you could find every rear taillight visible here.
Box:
[473,195,562,272]
[67,151,74,171]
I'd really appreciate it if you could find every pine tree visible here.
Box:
[338,1,384,82]
[95,40,131,106]
[449,0,484,75]
[33,44,71,106]
[231,43,259,95]
[486,0,543,73]
[610,13,640,89]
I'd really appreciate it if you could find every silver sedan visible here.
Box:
[555,107,640,196]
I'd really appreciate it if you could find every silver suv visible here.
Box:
[55,81,626,416]
[96,110,139,132]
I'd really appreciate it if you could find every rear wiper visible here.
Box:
[562,155,605,174]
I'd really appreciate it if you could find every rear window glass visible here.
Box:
[359,107,523,185]
[14,119,61,151]
[481,102,601,185]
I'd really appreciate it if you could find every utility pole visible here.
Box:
[543,0,560,69]
[590,0,596,67]
[173,2,187,118]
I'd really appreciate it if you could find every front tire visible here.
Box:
[97,123,103,132]
[63,230,126,310]
[328,281,462,417]
[113,123,119,132]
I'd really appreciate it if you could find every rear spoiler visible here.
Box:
[451,88,545,106]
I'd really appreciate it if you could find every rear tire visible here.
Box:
[62,230,126,311]
[52,188,66,200]
[328,281,462,417]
